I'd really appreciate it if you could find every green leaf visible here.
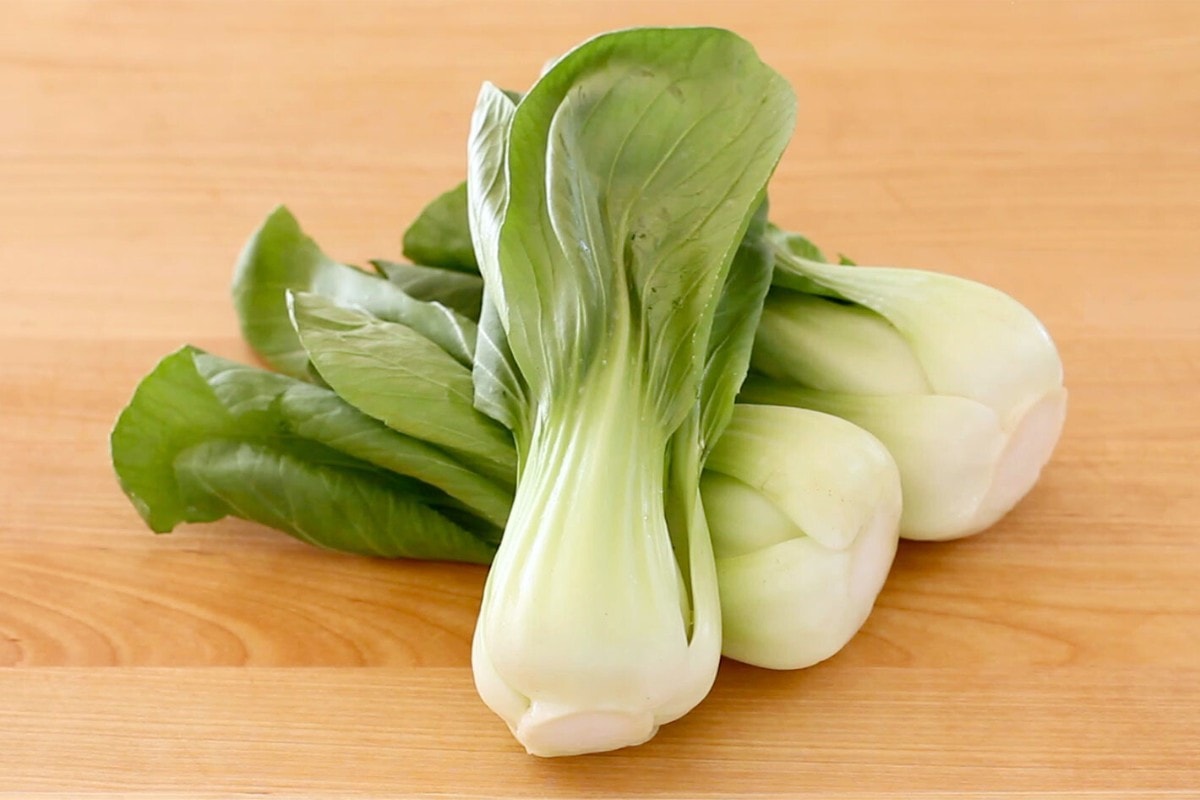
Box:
[401,182,479,272]
[111,347,498,563]
[195,355,513,529]
[288,291,518,484]
[370,259,484,320]
[698,198,775,458]
[488,27,797,433]
[466,84,530,442]
[773,225,827,263]
[112,347,252,532]
[761,225,840,298]
[473,286,530,439]
[173,440,495,560]
[232,206,478,375]
[761,224,863,294]
[761,223,861,268]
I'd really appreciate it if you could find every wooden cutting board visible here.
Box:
[2,1,1196,796]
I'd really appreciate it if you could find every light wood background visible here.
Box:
[2,1,1198,796]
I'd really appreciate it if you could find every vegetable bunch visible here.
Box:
[111,28,1065,757]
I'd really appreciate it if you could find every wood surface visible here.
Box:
[2,0,1198,796]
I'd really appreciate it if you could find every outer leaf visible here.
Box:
[762,224,841,298]
[473,286,529,439]
[400,87,522,271]
[232,206,477,374]
[112,347,250,531]
[370,260,484,320]
[466,83,519,322]
[492,27,797,433]
[196,356,512,529]
[775,226,827,263]
[401,182,479,272]
[288,291,517,483]
[111,347,497,563]
[698,198,774,457]
[173,441,494,560]
[466,84,530,441]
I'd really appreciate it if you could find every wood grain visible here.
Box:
[3,666,1197,797]
[1,0,1198,796]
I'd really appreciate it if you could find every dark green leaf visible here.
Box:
[486,27,797,433]
[465,84,530,443]
[371,259,484,321]
[173,440,495,561]
[111,347,498,562]
[699,198,775,458]
[772,224,827,263]
[196,355,513,528]
[289,292,518,484]
[401,182,479,272]
[232,206,477,375]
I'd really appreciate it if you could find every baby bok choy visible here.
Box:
[704,404,900,669]
[461,29,795,755]
[743,226,1067,540]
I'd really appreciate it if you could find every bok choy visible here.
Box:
[704,404,901,669]
[462,28,795,756]
[743,226,1067,540]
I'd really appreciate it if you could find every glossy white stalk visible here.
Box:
[472,357,720,756]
